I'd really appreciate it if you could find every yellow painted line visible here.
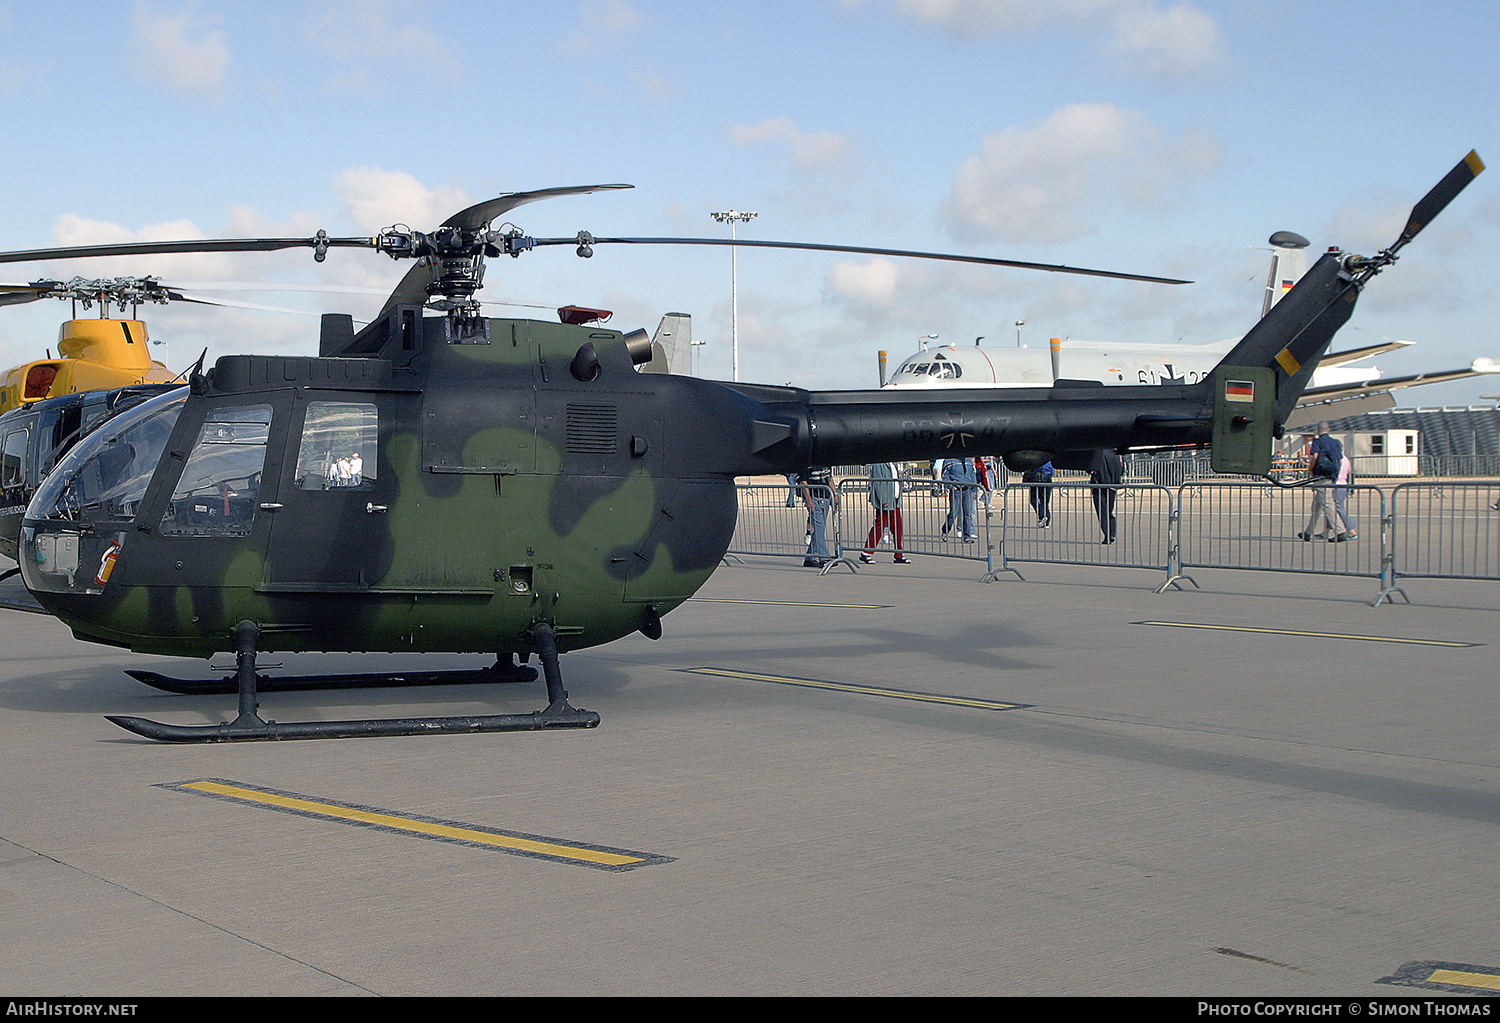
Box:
[1134,621,1477,648]
[1427,968,1500,991]
[1379,960,1500,992]
[680,667,1026,712]
[691,597,891,609]
[165,779,670,871]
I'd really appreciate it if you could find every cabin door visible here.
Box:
[259,391,395,592]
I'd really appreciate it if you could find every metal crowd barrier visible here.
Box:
[994,482,1175,585]
[730,474,1500,603]
[834,477,993,577]
[1172,481,1390,600]
[1388,481,1500,584]
[728,482,846,570]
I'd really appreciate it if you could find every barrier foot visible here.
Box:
[1155,572,1199,593]
[818,556,857,575]
[1372,584,1410,607]
[981,565,1024,583]
[721,553,745,565]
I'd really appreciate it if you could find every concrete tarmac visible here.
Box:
[1,554,1497,997]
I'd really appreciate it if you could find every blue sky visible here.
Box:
[1,1,1497,402]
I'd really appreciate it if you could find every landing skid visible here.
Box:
[105,705,600,743]
[125,660,539,695]
[107,622,598,743]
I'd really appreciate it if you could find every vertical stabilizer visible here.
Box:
[639,312,692,374]
[1224,251,1359,424]
[1261,231,1311,318]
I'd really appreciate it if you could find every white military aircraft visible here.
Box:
[883,231,1497,419]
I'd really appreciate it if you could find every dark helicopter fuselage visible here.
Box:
[17,305,1206,660]
[22,247,1366,662]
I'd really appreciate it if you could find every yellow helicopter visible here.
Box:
[0,278,184,414]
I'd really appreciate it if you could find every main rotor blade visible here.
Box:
[1400,150,1485,244]
[443,184,633,230]
[0,284,47,306]
[164,290,323,316]
[535,236,1191,284]
[168,280,405,296]
[169,280,555,310]
[0,236,373,265]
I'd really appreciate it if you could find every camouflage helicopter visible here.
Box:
[5,154,1483,743]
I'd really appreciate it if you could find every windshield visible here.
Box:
[25,386,187,527]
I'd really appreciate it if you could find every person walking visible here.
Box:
[1300,422,1347,541]
[941,456,978,543]
[859,462,911,564]
[1089,449,1122,544]
[1023,460,1054,526]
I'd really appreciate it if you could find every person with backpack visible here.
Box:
[1300,422,1349,542]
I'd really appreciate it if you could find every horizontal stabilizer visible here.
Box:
[1296,358,1500,408]
[1317,338,1415,367]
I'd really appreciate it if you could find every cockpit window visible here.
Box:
[21,386,188,596]
[2,428,26,488]
[160,405,272,537]
[895,359,961,380]
[30,388,186,525]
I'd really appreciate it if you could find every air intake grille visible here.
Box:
[566,404,618,454]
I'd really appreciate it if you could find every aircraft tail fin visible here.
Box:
[1221,250,1360,427]
[638,312,692,374]
[1205,254,1352,476]
[1261,231,1311,318]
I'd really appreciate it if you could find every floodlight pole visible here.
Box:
[710,209,757,381]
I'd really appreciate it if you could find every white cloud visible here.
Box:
[632,66,679,103]
[887,0,1063,34]
[561,0,643,54]
[303,0,458,93]
[0,57,51,95]
[1106,2,1225,81]
[943,102,1220,243]
[131,2,231,97]
[729,117,854,170]
[856,0,1228,82]
[334,167,473,232]
[824,258,900,309]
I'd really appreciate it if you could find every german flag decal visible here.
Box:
[1224,379,1255,403]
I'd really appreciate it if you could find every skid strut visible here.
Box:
[106,621,600,743]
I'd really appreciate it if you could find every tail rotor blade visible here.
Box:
[1401,150,1485,244]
